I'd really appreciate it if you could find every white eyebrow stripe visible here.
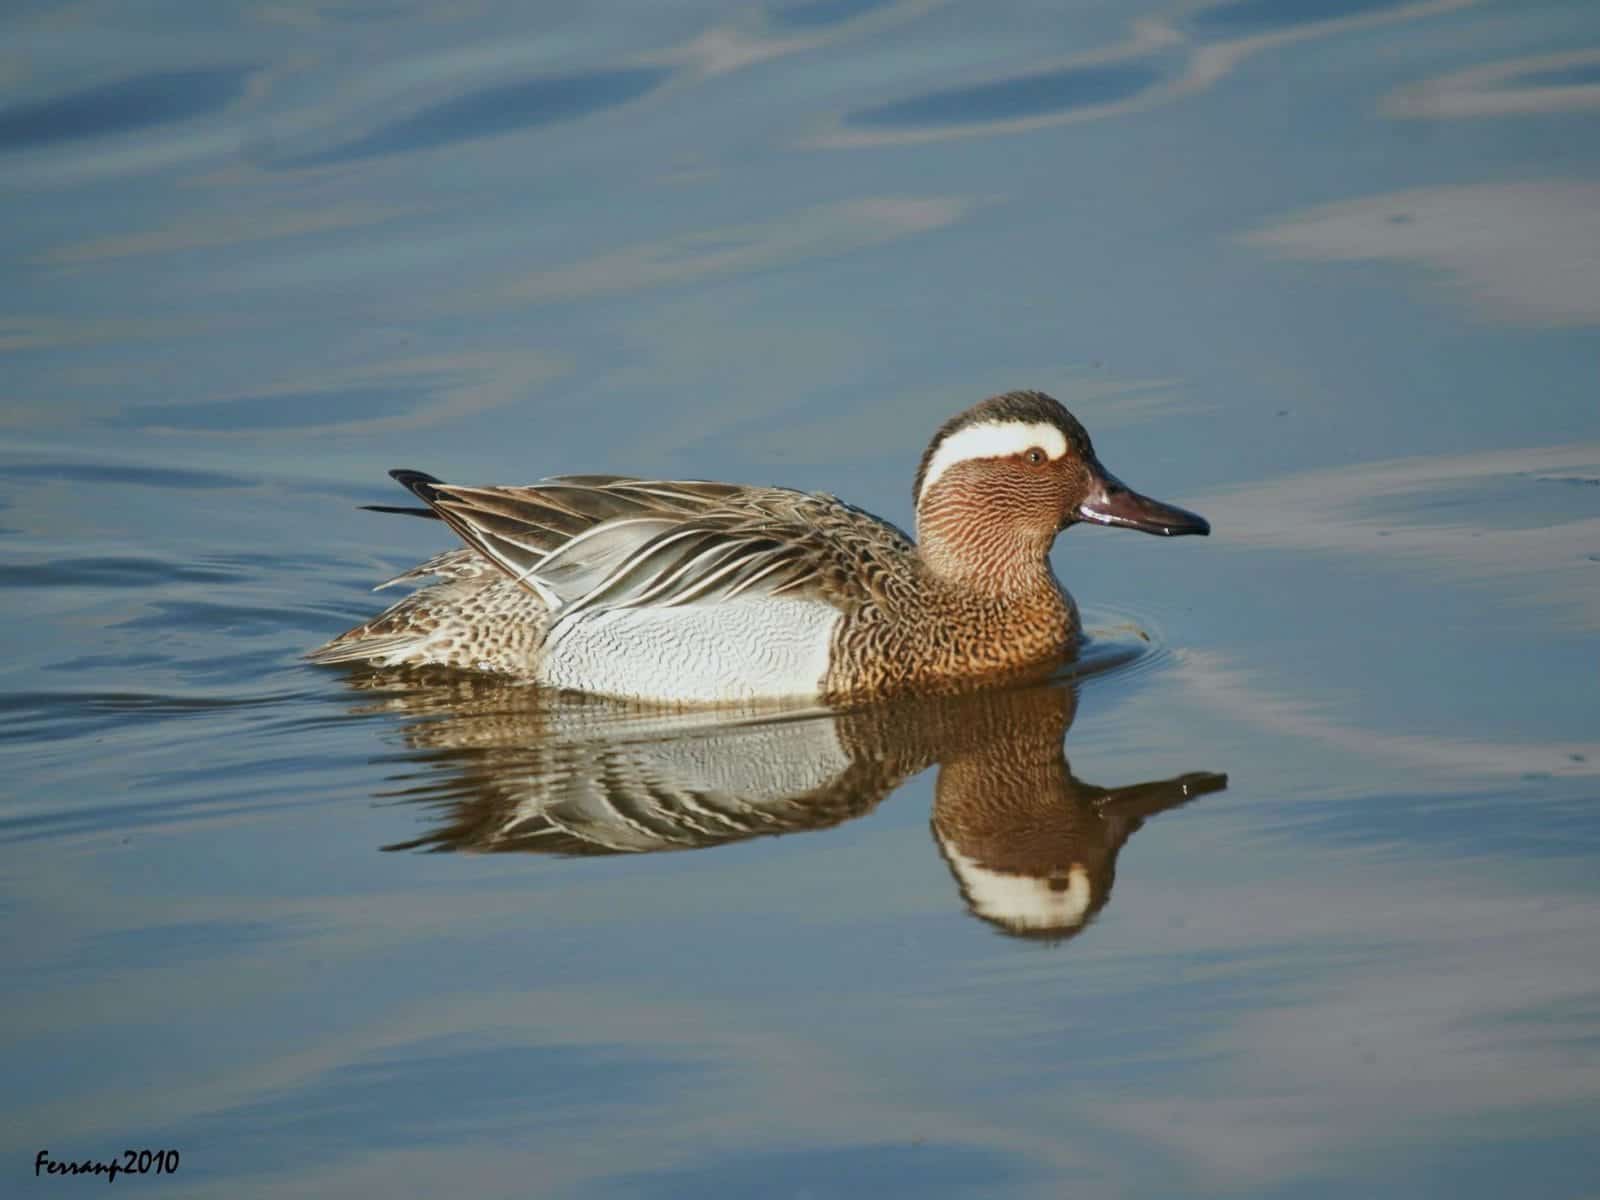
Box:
[918,420,1068,502]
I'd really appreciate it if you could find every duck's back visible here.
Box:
[310,475,921,702]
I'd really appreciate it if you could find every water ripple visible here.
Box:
[1385,48,1600,119]
[0,689,315,752]
[849,62,1162,129]
[4,460,252,490]
[1190,0,1412,34]
[771,0,898,29]
[0,67,250,153]
[111,383,434,433]
[0,557,240,589]
[281,67,671,167]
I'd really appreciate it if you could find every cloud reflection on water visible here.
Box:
[1384,48,1600,119]
[1246,181,1600,327]
[110,349,568,437]
[813,0,1478,147]
[1091,871,1600,1188]
[1175,649,1600,780]
[38,205,419,266]
[1194,442,1600,630]
[493,195,978,303]
[663,0,946,78]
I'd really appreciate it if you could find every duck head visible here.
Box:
[913,390,1209,588]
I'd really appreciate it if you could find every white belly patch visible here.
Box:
[537,598,839,703]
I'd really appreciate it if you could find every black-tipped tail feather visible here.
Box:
[390,468,447,498]
[360,470,450,519]
[361,504,439,518]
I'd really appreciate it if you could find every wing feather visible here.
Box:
[384,470,891,626]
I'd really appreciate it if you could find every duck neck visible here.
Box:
[915,495,1060,601]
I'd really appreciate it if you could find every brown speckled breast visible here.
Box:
[822,570,1080,701]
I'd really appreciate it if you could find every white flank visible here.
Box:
[917,420,1069,502]
[537,597,840,703]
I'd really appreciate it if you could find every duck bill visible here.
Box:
[1075,468,1210,537]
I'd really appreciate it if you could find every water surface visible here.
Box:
[4,1,1599,1197]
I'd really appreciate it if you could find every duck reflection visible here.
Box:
[341,667,1224,941]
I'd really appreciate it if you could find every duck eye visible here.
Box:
[1025,448,1047,466]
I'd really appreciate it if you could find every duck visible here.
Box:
[309,390,1209,703]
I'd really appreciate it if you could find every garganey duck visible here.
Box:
[310,390,1209,702]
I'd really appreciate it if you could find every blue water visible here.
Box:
[4,1,1599,1197]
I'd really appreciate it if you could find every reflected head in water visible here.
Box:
[338,664,1224,943]
[311,390,1209,705]
[928,690,1224,941]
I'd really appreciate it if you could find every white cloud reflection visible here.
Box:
[124,349,569,438]
[809,0,1479,148]
[1246,180,1600,326]
[661,0,950,80]
[1174,649,1600,779]
[496,195,978,303]
[1092,870,1600,1188]
[1385,48,1600,119]
[0,313,227,352]
[38,204,418,266]
[1193,442,1600,631]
